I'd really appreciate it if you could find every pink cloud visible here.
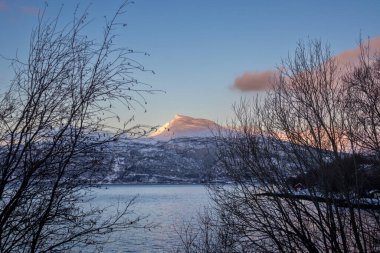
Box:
[334,36,380,66]
[0,1,41,16]
[231,70,277,92]
[232,36,380,92]
[19,5,40,16]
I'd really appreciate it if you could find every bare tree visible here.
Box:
[174,208,243,253]
[344,42,380,159]
[182,40,380,252]
[0,1,155,252]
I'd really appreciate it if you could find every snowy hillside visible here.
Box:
[95,137,225,184]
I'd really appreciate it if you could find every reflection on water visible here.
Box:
[88,184,210,252]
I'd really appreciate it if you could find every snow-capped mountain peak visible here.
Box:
[149,114,220,140]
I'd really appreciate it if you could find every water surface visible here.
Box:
[89,184,210,252]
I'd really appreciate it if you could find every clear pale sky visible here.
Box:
[0,0,379,127]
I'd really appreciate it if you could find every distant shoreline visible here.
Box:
[95,181,229,187]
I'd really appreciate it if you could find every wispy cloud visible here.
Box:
[232,36,380,92]
[0,1,40,16]
[19,5,40,16]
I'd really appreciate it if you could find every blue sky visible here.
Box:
[0,0,379,127]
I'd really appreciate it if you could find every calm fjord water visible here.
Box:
[89,184,210,252]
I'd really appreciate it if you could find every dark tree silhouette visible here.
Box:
[0,1,155,252]
[178,40,380,253]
